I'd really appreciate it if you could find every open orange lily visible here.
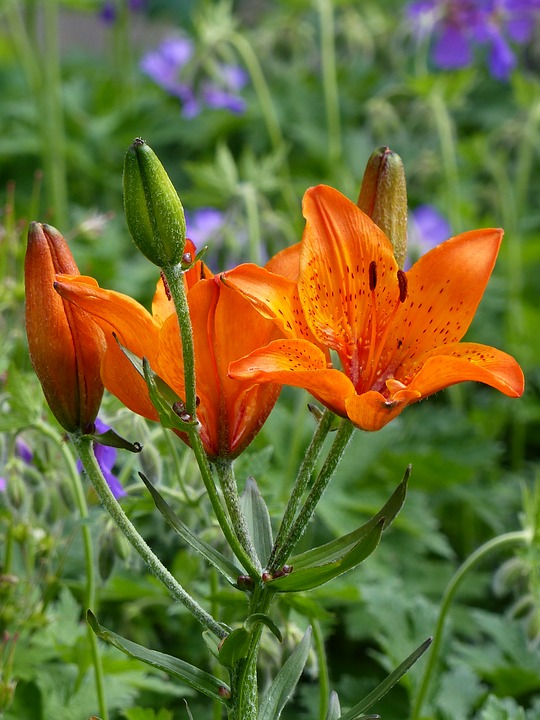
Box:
[224,185,524,431]
[54,243,282,458]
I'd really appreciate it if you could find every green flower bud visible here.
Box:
[123,138,186,268]
[357,146,408,269]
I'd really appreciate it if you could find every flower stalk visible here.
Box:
[71,431,227,640]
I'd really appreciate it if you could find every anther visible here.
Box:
[397,269,408,303]
[369,261,378,292]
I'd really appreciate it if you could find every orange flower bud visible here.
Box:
[25,222,105,432]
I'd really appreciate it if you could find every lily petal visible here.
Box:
[404,342,525,399]
[345,391,409,432]
[300,185,398,356]
[393,229,503,366]
[54,276,161,420]
[229,338,353,417]
[222,264,313,341]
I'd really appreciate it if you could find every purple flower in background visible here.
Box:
[408,0,540,79]
[77,419,125,499]
[100,0,145,24]
[140,37,248,118]
[186,208,226,247]
[0,436,34,492]
[407,204,452,267]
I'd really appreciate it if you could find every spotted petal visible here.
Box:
[229,338,353,417]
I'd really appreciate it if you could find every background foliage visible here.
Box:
[1,0,539,718]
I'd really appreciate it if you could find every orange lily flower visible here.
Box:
[54,244,281,458]
[224,185,524,431]
[25,222,105,432]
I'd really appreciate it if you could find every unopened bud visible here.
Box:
[123,138,186,268]
[357,146,408,269]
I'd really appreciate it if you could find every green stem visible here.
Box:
[411,529,531,720]
[241,183,263,265]
[34,421,108,719]
[268,408,335,573]
[229,32,283,153]
[162,264,197,418]
[429,89,461,231]
[214,459,262,572]
[189,430,261,578]
[312,619,330,720]
[71,431,227,639]
[317,0,342,165]
[162,262,260,577]
[230,585,273,719]
[270,418,354,571]
[42,0,68,227]
[228,31,298,214]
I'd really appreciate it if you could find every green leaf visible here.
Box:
[245,613,283,643]
[258,627,312,720]
[218,627,251,667]
[139,472,242,585]
[326,690,341,720]
[241,476,273,565]
[87,611,231,704]
[93,427,143,453]
[122,709,174,720]
[267,519,384,592]
[338,637,432,719]
[0,367,42,431]
[114,338,193,433]
[291,466,409,571]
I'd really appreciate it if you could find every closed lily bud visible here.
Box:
[357,146,408,269]
[123,138,186,268]
[25,222,105,433]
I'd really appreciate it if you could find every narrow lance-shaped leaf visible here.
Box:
[241,476,273,566]
[291,466,410,571]
[87,611,231,704]
[139,472,242,586]
[258,627,312,720]
[267,519,384,592]
[338,637,433,720]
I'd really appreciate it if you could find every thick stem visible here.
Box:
[229,585,273,720]
[411,530,531,720]
[268,408,335,573]
[71,431,227,639]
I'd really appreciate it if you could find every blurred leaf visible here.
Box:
[241,476,273,565]
[0,367,42,431]
[475,694,528,720]
[258,627,312,720]
[326,690,341,720]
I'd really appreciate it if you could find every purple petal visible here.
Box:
[186,208,225,245]
[99,1,116,23]
[219,65,249,91]
[15,437,33,465]
[410,204,452,251]
[433,25,472,68]
[0,477,6,492]
[202,84,246,113]
[488,32,516,78]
